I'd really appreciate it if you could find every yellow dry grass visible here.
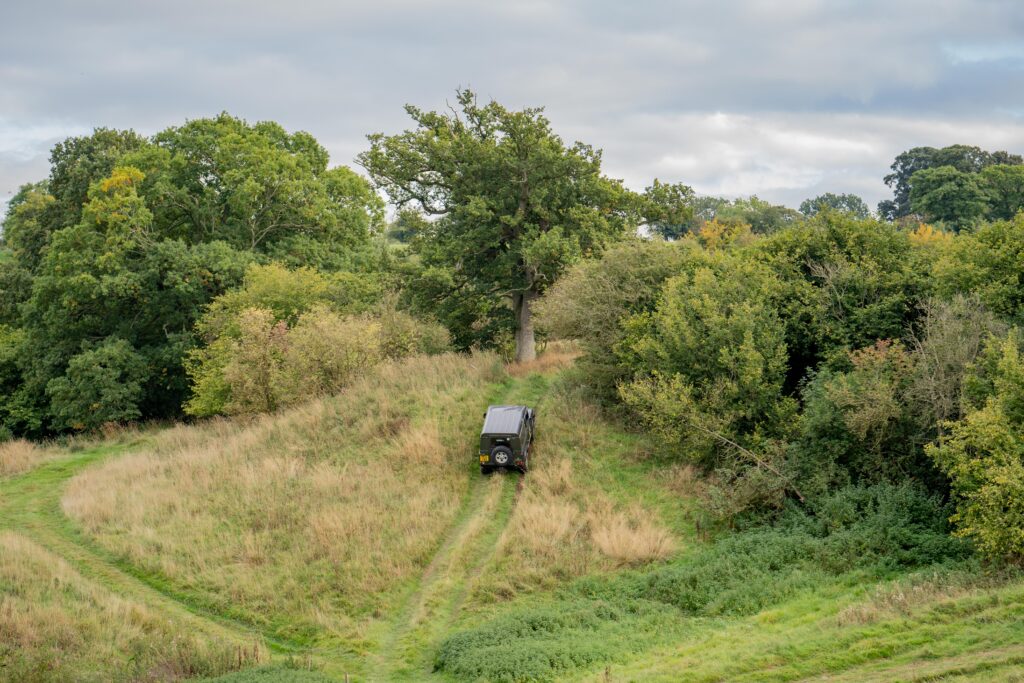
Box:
[63,352,506,640]
[0,439,53,477]
[505,340,581,377]
[474,386,676,600]
[835,571,999,627]
[0,531,247,682]
[588,502,676,565]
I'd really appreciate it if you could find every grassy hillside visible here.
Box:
[2,348,683,681]
[2,349,1023,682]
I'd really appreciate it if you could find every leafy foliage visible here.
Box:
[793,341,925,494]
[928,331,1024,560]
[756,212,926,373]
[535,239,699,402]
[979,164,1024,220]
[359,89,638,361]
[931,213,1024,324]
[879,144,1022,220]
[546,206,1022,523]
[799,192,870,218]
[714,195,801,234]
[143,113,381,255]
[186,264,447,417]
[45,338,148,431]
[436,483,965,682]
[640,179,696,239]
[909,166,988,230]
[2,182,55,273]
[618,255,792,468]
[0,115,382,436]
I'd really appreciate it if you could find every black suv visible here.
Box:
[479,405,535,473]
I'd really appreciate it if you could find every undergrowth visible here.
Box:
[435,483,970,682]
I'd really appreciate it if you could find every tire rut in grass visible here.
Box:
[369,469,519,681]
[0,446,334,673]
[369,376,551,681]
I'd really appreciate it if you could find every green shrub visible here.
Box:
[932,213,1024,324]
[187,264,446,417]
[201,665,336,683]
[435,598,677,683]
[535,238,700,403]
[197,262,381,340]
[45,337,148,430]
[614,253,798,514]
[792,340,927,491]
[188,307,385,416]
[928,330,1024,560]
[624,484,963,616]
[755,213,925,373]
[436,483,965,682]
[617,255,793,469]
[376,305,451,359]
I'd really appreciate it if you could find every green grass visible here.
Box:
[0,444,276,682]
[4,351,1024,682]
[202,665,337,683]
[583,572,1024,682]
[434,564,1024,683]
[434,483,973,682]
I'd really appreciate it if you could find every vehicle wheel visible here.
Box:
[491,446,512,467]
[480,465,492,475]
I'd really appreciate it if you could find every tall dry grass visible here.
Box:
[63,352,505,639]
[472,384,676,601]
[835,570,1007,627]
[0,439,54,477]
[505,340,581,377]
[0,531,250,682]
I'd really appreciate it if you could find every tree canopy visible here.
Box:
[799,192,869,219]
[878,144,1022,220]
[359,89,637,361]
[0,115,383,436]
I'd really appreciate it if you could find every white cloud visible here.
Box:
[587,111,1024,207]
[0,119,89,217]
[0,119,88,162]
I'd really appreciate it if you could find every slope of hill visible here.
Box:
[1,349,1022,682]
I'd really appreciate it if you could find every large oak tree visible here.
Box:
[359,90,637,361]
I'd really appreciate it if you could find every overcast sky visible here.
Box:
[3,0,1024,219]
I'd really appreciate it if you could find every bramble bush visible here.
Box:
[435,483,965,682]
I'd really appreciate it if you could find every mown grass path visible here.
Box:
[0,368,554,682]
[365,371,550,682]
[0,445,310,665]
[365,469,519,681]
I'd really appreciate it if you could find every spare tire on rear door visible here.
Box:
[490,445,512,466]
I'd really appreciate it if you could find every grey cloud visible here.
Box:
[3,0,1024,217]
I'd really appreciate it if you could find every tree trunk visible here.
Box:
[513,290,538,363]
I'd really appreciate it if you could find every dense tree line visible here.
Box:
[539,212,1024,558]
[3,94,1024,561]
[876,144,1024,227]
[0,114,420,435]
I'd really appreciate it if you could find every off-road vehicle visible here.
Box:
[479,404,535,474]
